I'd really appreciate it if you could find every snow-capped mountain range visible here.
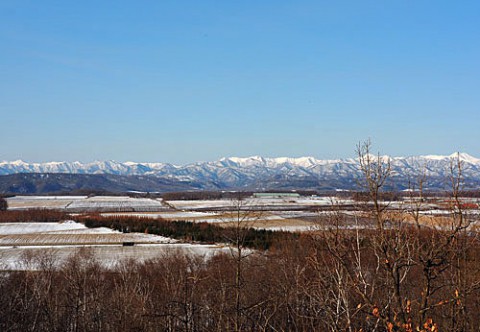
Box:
[1,153,480,191]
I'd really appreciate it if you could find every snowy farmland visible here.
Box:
[6,196,87,210]
[0,244,230,271]
[4,195,322,230]
[6,194,472,227]
[3,195,478,271]
[2,195,372,230]
[7,196,170,212]
[0,221,229,270]
[0,221,174,246]
[100,210,315,230]
[66,196,168,212]
[167,196,356,211]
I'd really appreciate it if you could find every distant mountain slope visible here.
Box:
[1,153,480,192]
[0,173,207,195]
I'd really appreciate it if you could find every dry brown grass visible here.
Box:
[383,211,457,228]
[214,217,311,229]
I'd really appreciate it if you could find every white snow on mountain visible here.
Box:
[1,153,480,189]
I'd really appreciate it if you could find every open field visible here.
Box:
[0,220,174,247]
[66,196,168,212]
[6,196,170,212]
[0,231,172,246]
[0,220,86,234]
[0,243,230,270]
[6,196,87,209]
[0,220,230,270]
[167,197,357,211]
[5,195,480,229]
[6,196,323,229]
[2,194,480,271]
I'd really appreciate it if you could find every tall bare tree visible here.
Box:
[356,139,391,231]
[222,196,264,332]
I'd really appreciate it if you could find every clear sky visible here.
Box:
[1,1,479,164]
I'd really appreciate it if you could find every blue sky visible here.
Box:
[1,1,479,164]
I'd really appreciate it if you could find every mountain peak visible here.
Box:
[11,160,28,166]
[223,156,265,165]
[449,152,480,163]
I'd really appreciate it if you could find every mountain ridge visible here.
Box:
[1,153,480,192]
[2,152,479,172]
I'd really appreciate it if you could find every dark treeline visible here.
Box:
[161,190,319,201]
[74,214,294,250]
[0,196,7,211]
[2,225,480,331]
[0,209,69,223]
[161,191,254,201]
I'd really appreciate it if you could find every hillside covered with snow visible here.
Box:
[1,153,480,192]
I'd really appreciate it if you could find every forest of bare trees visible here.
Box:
[2,228,480,331]
[1,143,480,331]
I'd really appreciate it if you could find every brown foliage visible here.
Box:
[1,227,480,331]
[0,209,68,223]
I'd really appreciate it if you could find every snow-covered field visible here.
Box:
[418,209,480,216]
[66,196,167,212]
[168,197,355,210]
[255,225,315,232]
[0,220,86,234]
[0,221,229,270]
[0,221,174,246]
[196,214,285,223]
[7,195,476,234]
[6,196,87,210]
[168,199,238,210]
[0,244,230,270]
[7,196,169,212]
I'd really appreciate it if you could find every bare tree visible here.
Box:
[355,141,421,329]
[356,139,391,231]
[222,196,264,332]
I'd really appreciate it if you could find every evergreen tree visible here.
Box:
[0,197,7,211]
